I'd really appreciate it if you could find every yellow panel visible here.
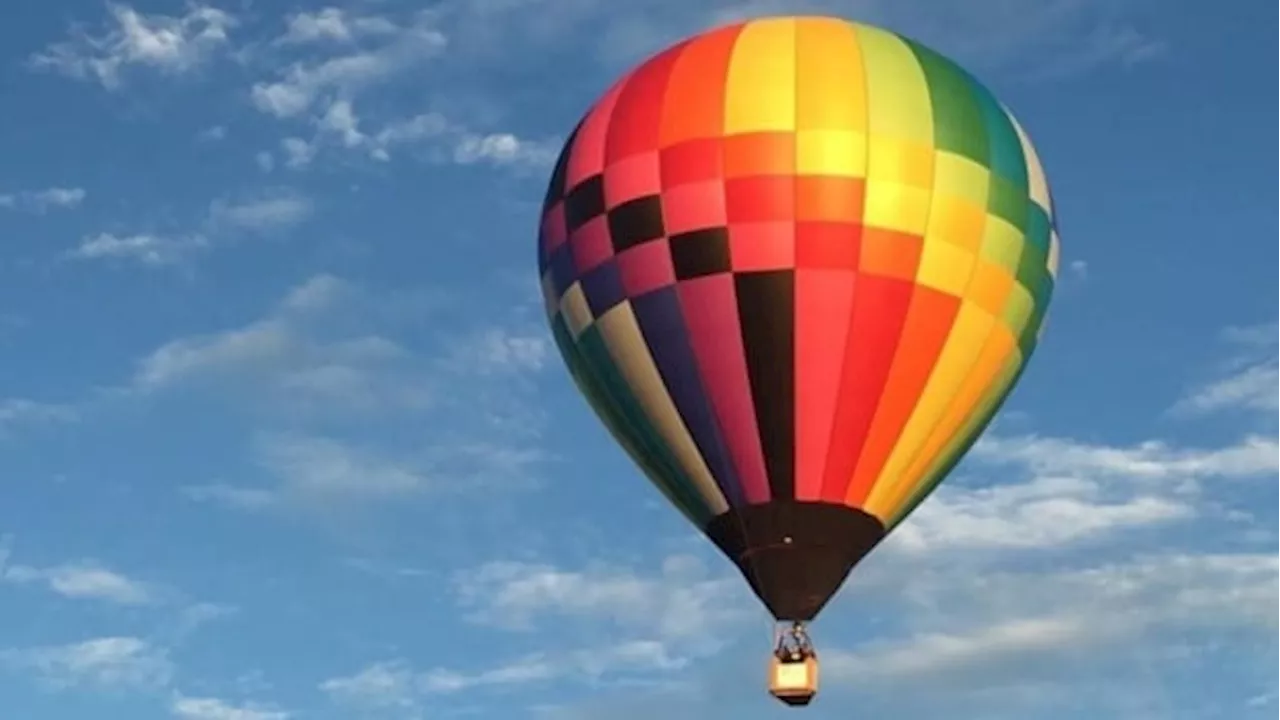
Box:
[863,181,931,235]
[796,130,867,177]
[932,152,990,207]
[724,18,797,134]
[979,216,1024,273]
[862,301,996,510]
[559,282,593,338]
[1000,283,1035,336]
[865,325,1017,521]
[965,261,1016,316]
[795,17,866,131]
[928,195,986,253]
[853,24,933,143]
[597,306,730,515]
[916,238,975,296]
[866,136,934,188]
[886,344,1022,527]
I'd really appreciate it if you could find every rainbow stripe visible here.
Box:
[538,16,1059,533]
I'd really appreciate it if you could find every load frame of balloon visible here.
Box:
[537,14,1059,709]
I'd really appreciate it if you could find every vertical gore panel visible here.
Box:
[735,271,796,500]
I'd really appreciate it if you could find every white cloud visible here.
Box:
[30,3,235,89]
[445,327,550,375]
[454,553,751,643]
[300,100,558,168]
[250,19,446,118]
[180,484,277,511]
[319,661,417,709]
[253,433,429,499]
[1173,322,1278,417]
[67,232,208,267]
[825,615,1090,681]
[1,636,173,690]
[892,475,1192,553]
[207,189,314,232]
[197,125,227,141]
[277,8,398,46]
[280,137,315,168]
[0,187,86,212]
[325,641,691,713]
[0,398,78,428]
[133,319,294,389]
[2,561,155,605]
[1176,363,1279,415]
[971,432,1278,482]
[170,694,290,720]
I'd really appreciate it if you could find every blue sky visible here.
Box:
[0,1,1274,719]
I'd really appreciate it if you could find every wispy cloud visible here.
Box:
[170,694,291,720]
[66,232,209,267]
[1173,322,1278,417]
[0,187,86,212]
[0,398,78,429]
[207,188,314,233]
[29,3,235,89]
[275,8,399,46]
[1,636,173,691]
[249,13,446,119]
[2,560,156,605]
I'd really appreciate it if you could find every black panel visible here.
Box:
[670,228,731,279]
[705,501,886,621]
[735,271,795,500]
[564,175,606,232]
[607,195,666,252]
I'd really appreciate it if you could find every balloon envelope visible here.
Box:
[537,16,1060,621]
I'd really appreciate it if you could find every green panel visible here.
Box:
[964,72,1028,196]
[907,40,988,163]
[987,175,1029,231]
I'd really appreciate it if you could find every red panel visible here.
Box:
[566,75,630,189]
[660,138,724,188]
[728,221,795,272]
[659,24,743,146]
[605,42,689,165]
[725,175,794,224]
[794,269,857,500]
[845,286,961,505]
[818,275,914,503]
[795,221,861,270]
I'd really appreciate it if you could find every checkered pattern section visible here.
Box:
[538,17,1061,533]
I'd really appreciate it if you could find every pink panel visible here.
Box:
[541,201,568,253]
[661,180,727,235]
[569,215,613,275]
[605,151,662,207]
[676,274,771,503]
[729,221,795,271]
[616,239,675,296]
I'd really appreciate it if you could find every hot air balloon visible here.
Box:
[536,15,1060,706]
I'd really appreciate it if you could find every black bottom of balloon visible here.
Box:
[705,501,886,622]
